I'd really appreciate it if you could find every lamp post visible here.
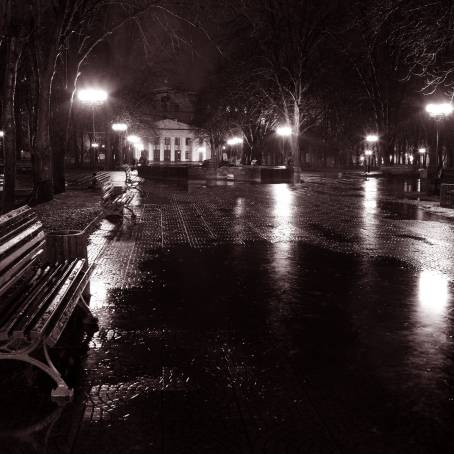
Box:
[276,125,292,166]
[127,134,141,165]
[418,148,427,167]
[226,136,243,164]
[77,88,108,169]
[365,134,379,169]
[0,131,4,162]
[365,149,373,174]
[425,102,453,175]
[112,123,128,168]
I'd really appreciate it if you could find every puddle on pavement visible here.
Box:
[73,242,454,451]
[2,176,454,453]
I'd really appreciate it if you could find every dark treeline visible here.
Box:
[2,0,454,209]
[197,0,454,170]
[0,0,209,210]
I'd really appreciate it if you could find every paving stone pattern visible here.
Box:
[2,174,454,454]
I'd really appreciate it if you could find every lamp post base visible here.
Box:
[292,166,302,184]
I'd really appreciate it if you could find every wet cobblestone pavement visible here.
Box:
[2,174,454,453]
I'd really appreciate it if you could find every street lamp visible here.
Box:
[127,135,141,144]
[226,137,243,146]
[112,123,128,167]
[276,125,292,166]
[276,126,292,137]
[366,134,379,143]
[126,135,141,165]
[77,89,108,105]
[418,148,427,167]
[0,131,4,162]
[425,102,453,177]
[365,134,379,168]
[197,146,206,162]
[77,88,108,169]
[226,137,243,163]
[425,103,453,118]
[112,123,128,132]
[365,149,373,174]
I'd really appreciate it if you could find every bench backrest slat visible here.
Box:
[0,228,45,274]
[0,206,32,228]
[0,222,44,257]
[0,216,38,245]
[0,206,45,298]
[0,245,44,297]
[0,207,36,236]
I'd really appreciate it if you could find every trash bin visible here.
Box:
[46,230,87,263]
[46,230,90,296]
[440,184,454,207]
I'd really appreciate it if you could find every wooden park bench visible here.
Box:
[67,171,114,202]
[102,190,136,220]
[0,206,97,402]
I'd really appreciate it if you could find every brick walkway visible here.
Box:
[2,174,454,453]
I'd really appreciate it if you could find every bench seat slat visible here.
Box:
[12,261,78,338]
[30,260,85,340]
[46,263,90,347]
[0,265,58,340]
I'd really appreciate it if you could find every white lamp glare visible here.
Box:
[112,123,128,132]
[227,137,243,146]
[366,134,379,143]
[276,126,292,137]
[127,135,140,144]
[77,88,108,104]
[426,103,453,118]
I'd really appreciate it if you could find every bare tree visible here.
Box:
[0,1,30,211]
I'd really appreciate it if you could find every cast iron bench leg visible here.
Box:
[79,295,99,326]
[124,205,137,222]
[0,342,73,405]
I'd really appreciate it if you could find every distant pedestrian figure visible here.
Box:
[435,167,444,194]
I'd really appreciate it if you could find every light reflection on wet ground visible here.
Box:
[1,173,454,453]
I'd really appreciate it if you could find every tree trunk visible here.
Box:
[1,37,21,212]
[53,138,66,194]
[33,70,54,203]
